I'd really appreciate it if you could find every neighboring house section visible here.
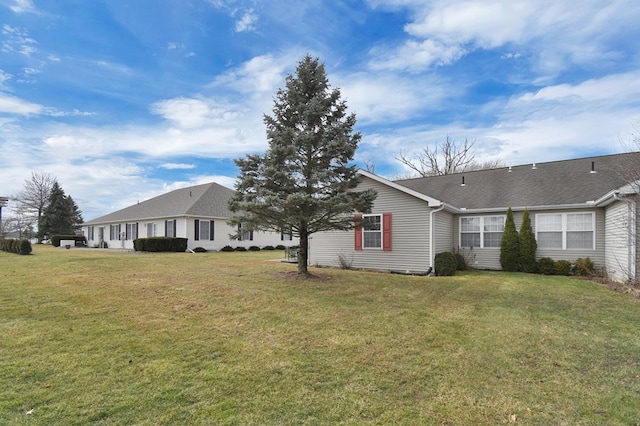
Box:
[309,153,640,282]
[82,182,293,251]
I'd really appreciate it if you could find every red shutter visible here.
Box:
[354,214,363,250]
[383,213,392,251]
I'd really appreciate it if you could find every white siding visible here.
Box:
[433,210,454,265]
[309,176,435,273]
[83,217,290,251]
[604,200,634,282]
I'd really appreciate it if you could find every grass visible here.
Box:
[1,245,639,425]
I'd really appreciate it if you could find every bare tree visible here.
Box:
[13,171,56,243]
[397,136,504,177]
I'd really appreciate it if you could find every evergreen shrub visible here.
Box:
[573,257,595,276]
[193,247,207,253]
[248,246,261,251]
[500,207,520,272]
[518,209,537,273]
[454,252,467,271]
[235,246,247,252]
[537,257,555,275]
[133,237,187,252]
[434,251,457,276]
[262,245,275,250]
[220,245,234,252]
[554,260,572,276]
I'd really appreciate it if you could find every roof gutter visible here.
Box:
[429,203,446,272]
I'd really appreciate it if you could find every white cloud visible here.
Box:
[0,92,42,114]
[9,0,35,14]
[160,163,196,170]
[235,10,258,32]
[150,97,240,129]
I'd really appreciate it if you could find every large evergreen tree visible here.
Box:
[229,55,377,274]
[500,207,520,272]
[40,182,77,238]
[518,208,537,273]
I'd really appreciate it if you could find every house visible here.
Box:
[309,152,640,282]
[82,182,294,251]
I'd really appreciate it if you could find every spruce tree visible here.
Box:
[40,182,77,239]
[500,207,520,272]
[229,55,377,275]
[518,208,537,273]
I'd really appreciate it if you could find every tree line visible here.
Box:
[2,172,83,243]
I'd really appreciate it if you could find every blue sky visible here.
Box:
[1,0,639,221]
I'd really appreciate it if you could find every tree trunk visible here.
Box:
[297,228,309,275]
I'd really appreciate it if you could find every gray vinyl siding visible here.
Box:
[453,208,605,270]
[309,176,433,273]
[534,208,604,268]
[604,200,633,281]
[433,210,454,265]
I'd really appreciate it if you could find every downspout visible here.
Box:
[613,192,637,281]
[429,203,446,274]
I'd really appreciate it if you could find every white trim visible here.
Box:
[535,212,596,250]
[357,169,442,206]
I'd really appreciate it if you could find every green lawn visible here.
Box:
[1,245,639,425]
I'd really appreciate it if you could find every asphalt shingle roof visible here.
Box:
[394,152,640,210]
[83,182,235,225]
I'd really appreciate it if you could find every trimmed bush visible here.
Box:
[248,245,261,251]
[193,247,207,253]
[220,245,234,252]
[133,237,188,252]
[275,245,286,250]
[262,245,275,250]
[554,260,572,276]
[235,246,247,252]
[537,257,555,275]
[434,251,457,276]
[454,252,467,271]
[574,257,595,276]
[500,207,520,272]
[519,208,537,273]
[0,238,32,255]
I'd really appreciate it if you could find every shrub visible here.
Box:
[574,257,595,276]
[519,208,537,273]
[133,237,188,252]
[0,238,32,255]
[248,245,261,251]
[275,245,286,250]
[193,247,207,253]
[537,257,555,275]
[500,207,520,272]
[554,260,572,276]
[220,245,234,252]
[19,239,32,255]
[454,252,467,271]
[434,251,457,276]
[262,245,275,250]
[235,246,247,252]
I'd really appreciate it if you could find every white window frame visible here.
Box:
[363,214,382,249]
[535,212,595,250]
[459,215,505,249]
[146,222,156,238]
[199,220,211,240]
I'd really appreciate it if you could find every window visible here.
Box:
[110,224,121,240]
[355,213,391,251]
[87,226,94,240]
[238,224,253,241]
[165,220,176,238]
[98,227,104,241]
[195,220,214,241]
[146,223,156,238]
[363,214,382,248]
[536,212,594,250]
[281,227,293,241]
[459,216,504,248]
[126,223,138,240]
